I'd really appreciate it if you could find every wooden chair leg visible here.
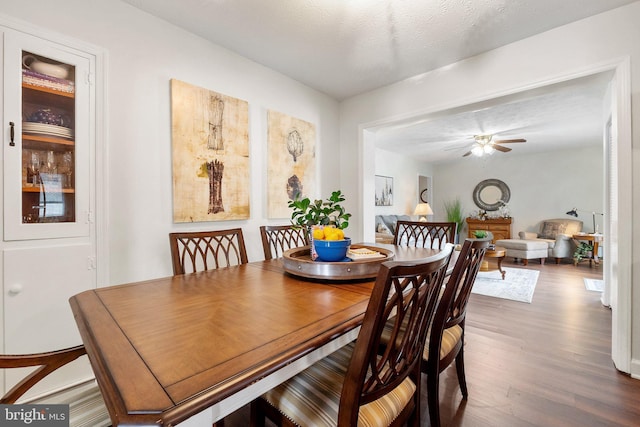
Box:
[427,368,441,427]
[249,400,265,427]
[250,398,298,427]
[455,345,468,399]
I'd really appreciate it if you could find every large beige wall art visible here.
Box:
[171,79,250,222]
[267,110,316,218]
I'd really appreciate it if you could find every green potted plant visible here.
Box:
[573,241,593,263]
[288,190,352,261]
[444,198,465,239]
[288,190,352,230]
[473,230,488,239]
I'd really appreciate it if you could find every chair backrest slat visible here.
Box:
[169,228,248,275]
[260,225,309,260]
[394,220,457,249]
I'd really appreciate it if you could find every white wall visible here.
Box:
[1,0,341,284]
[373,145,604,238]
[374,148,433,218]
[431,146,604,236]
[340,3,638,375]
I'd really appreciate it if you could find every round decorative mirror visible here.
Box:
[472,179,510,211]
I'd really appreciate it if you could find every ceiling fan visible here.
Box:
[462,134,526,157]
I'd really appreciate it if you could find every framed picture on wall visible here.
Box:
[375,175,393,206]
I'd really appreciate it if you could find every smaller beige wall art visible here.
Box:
[171,79,250,222]
[267,110,317,218]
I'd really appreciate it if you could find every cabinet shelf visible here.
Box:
[23,133,74,149]
[22,186,74,193]
[22,82,74,99]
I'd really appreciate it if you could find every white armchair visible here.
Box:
[519,218,583,263]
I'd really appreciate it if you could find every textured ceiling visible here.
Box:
[122,0,633,99]
[122,0,631,162]
[373,72,613,163]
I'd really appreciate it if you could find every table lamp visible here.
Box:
[566,208,603,234]
[414,202,433,222]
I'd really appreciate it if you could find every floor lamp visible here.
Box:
[566,208,604,234]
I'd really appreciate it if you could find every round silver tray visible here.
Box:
[282,244,395,281]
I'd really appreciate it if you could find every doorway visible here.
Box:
[360,61,632,374]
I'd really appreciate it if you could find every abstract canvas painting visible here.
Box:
[375,175,393,206]
[267,110,316,218]
[171,79,250,222]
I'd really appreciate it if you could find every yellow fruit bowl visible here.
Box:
[313,238,351,262]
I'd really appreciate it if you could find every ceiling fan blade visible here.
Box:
[494,138,526,144]
[493,144,512,153]
[462,151,472,157]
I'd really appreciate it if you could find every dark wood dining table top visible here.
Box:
[69,243,448,426]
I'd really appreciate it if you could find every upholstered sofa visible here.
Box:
[375,214,411,243]
[496,218,583,264]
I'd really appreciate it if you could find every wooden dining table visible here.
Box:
[69,244,450,426]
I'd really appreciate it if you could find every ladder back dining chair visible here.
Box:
[394,220,457,250]
[250,247,454,427]
[259,225,309,260]
[423,238,489,427]
[169,228,248,275]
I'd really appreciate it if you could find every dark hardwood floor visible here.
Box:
[225,259,640,426]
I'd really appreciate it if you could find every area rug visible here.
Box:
[584,278,605,292]
[471,267,539,303]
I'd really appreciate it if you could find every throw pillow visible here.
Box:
[539,222,566,239]
[377,222,392,234]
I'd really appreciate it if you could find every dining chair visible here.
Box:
[169,228,248,275]
[260,225,308,260]
[423,238,489,427]
[0,345,88,403]
[250,247,453,427]
[394,220,457,249]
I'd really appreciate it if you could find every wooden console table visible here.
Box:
[466,217,512,243]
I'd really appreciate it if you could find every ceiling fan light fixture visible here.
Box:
[483,144,495,154]
[475,134,492,145]
[471,145,484,157]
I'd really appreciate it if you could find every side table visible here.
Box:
[480,246,506,279]
[572,234,603,266]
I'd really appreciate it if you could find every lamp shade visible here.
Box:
[413,202,434,216]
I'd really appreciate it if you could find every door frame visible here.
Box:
[359,56,632,374]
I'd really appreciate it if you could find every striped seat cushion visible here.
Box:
[381,319,463,362]
[423,324,463,361]
[261,342,416,427]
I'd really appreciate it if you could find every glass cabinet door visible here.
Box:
[4,31,91,240]
[21,50,76,224]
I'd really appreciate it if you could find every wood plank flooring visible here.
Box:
[225,259,640,426]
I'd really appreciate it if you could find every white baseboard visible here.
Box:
[631,357,640,380]
[28,379,110,427]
